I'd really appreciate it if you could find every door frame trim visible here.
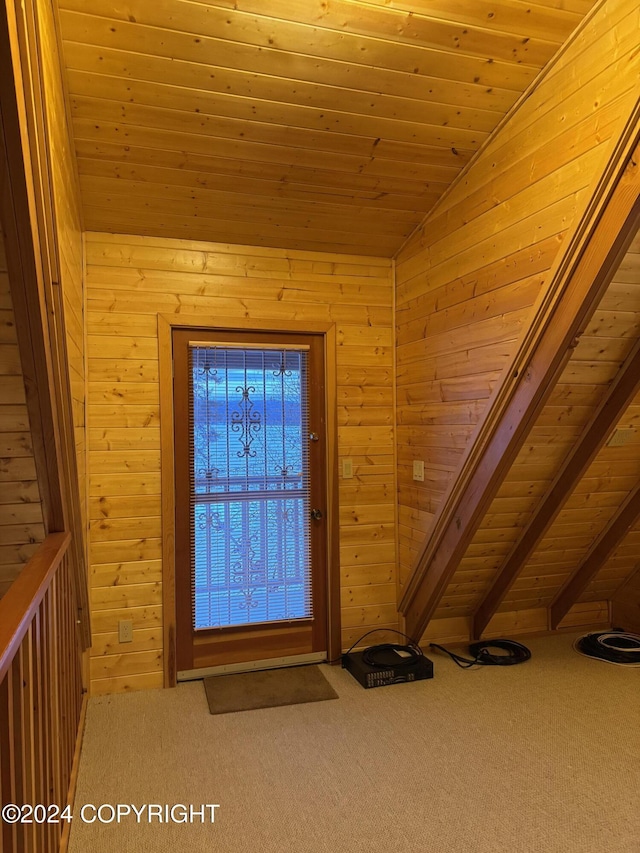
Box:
[158,314,341,687]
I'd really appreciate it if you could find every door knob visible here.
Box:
[310,508,323,520]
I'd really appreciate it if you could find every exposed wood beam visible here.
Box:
[472,337,640,638]
[550,484,640,629]
[400,112,640,643]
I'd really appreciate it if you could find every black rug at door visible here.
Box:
[203,664,338,716]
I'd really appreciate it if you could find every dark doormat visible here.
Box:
[203,665,338,715]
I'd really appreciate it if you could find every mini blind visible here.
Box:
[188,345,313,630]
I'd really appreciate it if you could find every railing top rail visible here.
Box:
[0,531,70,682]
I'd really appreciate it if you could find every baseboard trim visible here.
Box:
[59,692,89,853]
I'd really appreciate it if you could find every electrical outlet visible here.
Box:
[118,619,133,644]
[412,460,425,482]
[342,458,353,479]
[606,428,635,447]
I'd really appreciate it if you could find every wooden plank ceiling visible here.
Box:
[56,0,598,257]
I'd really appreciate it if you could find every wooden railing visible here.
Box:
[0,532,85,853]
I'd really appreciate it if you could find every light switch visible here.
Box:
[412,460,425,482]
[342,458,353,479]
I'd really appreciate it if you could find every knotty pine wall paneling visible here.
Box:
[0,224,45,597]
[86,233,397,693]
[586,518,640,607]
[611,563,640,632]
[394,0,640,596]
[437,230,640,622]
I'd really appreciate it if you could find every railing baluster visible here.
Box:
[31,611,44,853]
[21,633,35,853]
[39,597,52,853]
[63,560,72,788]
[1,673,15,853]
[10,657,24,853]
[0,533,84,853]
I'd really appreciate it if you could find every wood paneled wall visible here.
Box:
[394,0,639,594]
[612,564,640,632]
[589,519,640,610]
[438,235,640,621]
[37,0,87,550]
[0,224,45,597]
[85,232,396,693]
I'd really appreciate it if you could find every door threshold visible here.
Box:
[177,651,327,681]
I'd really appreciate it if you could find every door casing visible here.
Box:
[173,329,328,673]
[158,315,341,686]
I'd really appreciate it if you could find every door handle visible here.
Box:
[310,508,323,520]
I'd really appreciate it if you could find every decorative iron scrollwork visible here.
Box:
[199,360,217,376]
[275,464,293,478]
[273,358,292,377]
[231,385,261,457]
[197,466,220,482]
[190,344,311,630]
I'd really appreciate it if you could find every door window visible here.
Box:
[189,345,312,629]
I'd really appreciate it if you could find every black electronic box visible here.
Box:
[342,647,434,689]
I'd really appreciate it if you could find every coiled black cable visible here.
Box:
[362,643,423,668]
[340,629,424,668]
[575,631,640,666]
[430,638,531,668]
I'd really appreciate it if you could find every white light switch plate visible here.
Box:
[413,460,425,482]
[342,458,353,479]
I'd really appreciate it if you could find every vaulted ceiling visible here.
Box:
[56,0,598,257]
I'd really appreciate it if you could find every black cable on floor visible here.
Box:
[430,638,531,668]
[361,643,424,668]
[337,628,424,668]
[574,631,640,666]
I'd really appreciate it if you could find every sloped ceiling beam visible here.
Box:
[400,119,640,643]
[472,338,640,638]
[550,484,640,629]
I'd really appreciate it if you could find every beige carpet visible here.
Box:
[69,634,640,852]
[203,664,338,714]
